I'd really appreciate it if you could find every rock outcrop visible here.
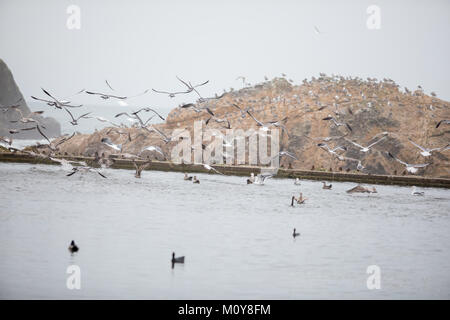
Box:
[50,75,450,178]
[0,59,60,139]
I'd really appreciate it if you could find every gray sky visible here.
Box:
[1,0,449,112]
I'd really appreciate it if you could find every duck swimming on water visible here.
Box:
[293,228,300,238]
[184,173,193,181]
[411,186,424,196]
[193,176,200,184]
[247,172,255,184]
[68,240,79,253]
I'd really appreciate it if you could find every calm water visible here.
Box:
[0,162,449,299]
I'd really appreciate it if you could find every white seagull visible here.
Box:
[101,137,122,152]
[408,139,448,157]
[345,135,387,153]
[387,152,430,174]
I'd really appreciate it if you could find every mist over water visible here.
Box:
[1,162,449,299]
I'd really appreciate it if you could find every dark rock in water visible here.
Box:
[0,59,61,139]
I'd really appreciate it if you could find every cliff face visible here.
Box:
[0,59,61,139]
[53,75,449,178]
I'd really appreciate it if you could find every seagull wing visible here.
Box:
[36,125,51,143]
[344,138,365,149]
[408,139,427,152]
[105,80,115,91]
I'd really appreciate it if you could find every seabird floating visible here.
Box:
[411,186,424,196]
[322,182,332,189]
[346,185,377,194]
[68,240,79,253]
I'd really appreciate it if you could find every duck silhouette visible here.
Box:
[68,240,79,253]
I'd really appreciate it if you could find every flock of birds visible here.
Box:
[2,75,448,272]
[1,74,449,180]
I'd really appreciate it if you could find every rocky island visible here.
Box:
[43,75,449,179]
[0,59,60,139]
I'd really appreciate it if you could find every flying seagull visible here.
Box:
[317,143,347,157]
[436,120,449,128]
[9,108,45,126]
[140,145,166,158]
[253,173,273,185]
[67,166,107,178]
[387,152,430,174]
[101,137,122,152]
[32,88,83,109]
[201,163,224,175]
[344,135,387,153]
[408,139,448,157]
[322,116,352,132]
[63,108,91,126]
[132,107,165,121]
[272,151,298,161]
[132,160,151,178]
[86,81,149,100]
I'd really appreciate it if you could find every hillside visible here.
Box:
[0,59,60,139]
[49,75,450,178]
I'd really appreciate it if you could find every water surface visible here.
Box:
[0,162,449,299]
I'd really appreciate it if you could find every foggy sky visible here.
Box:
[1,0,449,113]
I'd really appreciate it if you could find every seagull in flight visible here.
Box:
[322,116,352,132]
[246,110,288,135]
[101,137,122,152]
[63,108,91,126]
[253,173,273,185]
[408,139,448,157]
[86,80,149,100]
[345,135,387,153]
[317,143,347,157]
[132,107,165,121]
[314,25,324,35]
[387,152,430,174]
[140,145,166,159]
[40,132,76,152]
[67,166,107,178]
[31,88,83,109]
[272,151,298,161]
[132,160,151,178]
[9,108,45,126]
[232,104,253,118]
[201,163,224,175]
[436,120,450,128]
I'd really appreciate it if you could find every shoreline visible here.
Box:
[1,152,449,188]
